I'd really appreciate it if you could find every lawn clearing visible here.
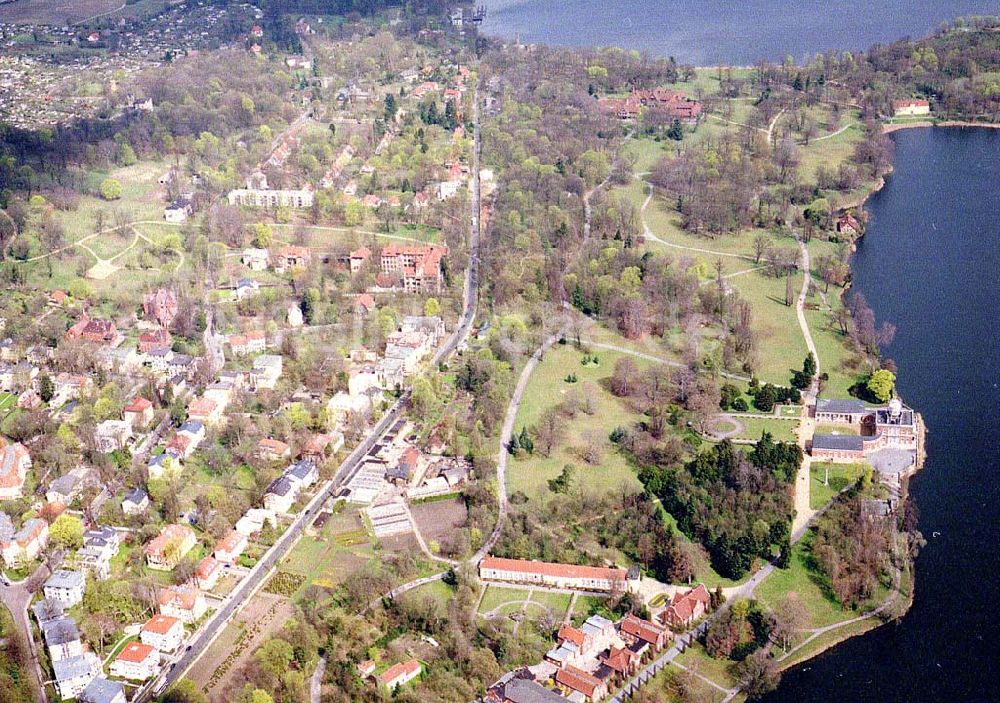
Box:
[810,462,867,509]
[754,535,850,628]
[673,641,739,690]
[508,344,644,502]
[729,415,799,443]
[478,585,532,615]
[400,579,455,615]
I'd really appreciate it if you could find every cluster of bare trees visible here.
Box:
[812,493,896,608]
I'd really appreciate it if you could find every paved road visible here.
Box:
[0,560,58,703]
[141,80,484,702]
[310,653,326,703]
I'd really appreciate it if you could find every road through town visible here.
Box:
[138,81,483,702]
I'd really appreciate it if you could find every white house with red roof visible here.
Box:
[194,555,222,591]
[1,518,47,567]
[123,397,154,430]
[213,530,248,565]
[893,98,930,116]
[158,585,207,624]
[144,524,196,571]
[479,556,632,592]
[110,641,159,680]
[257,438,291,461]
[140,614,184,653]
[378,659,421,690]
[0,439,31,499]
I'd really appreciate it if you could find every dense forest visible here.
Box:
[639,437,801,579]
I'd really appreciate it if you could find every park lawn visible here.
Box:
[56,160,170,240]
[673,641,740,689]
[727,269,809,385]
[529,590,573,619]
[630,184,760,262]
[478,585,532,614]
[401,579,455,615]
[581,320,688,365]
[798,121,865,182]
[622,137,667,174]
[729,415,799,443]
[805,307,862,398]
[778,404,802,418]
[754,536,850,628]
[0,392,14,414]
[85,229,135,261]
[810,462,868,509]
[508,344,645,501]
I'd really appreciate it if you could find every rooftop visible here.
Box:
[42,616,80,647]
[142,614,180,635]
[116,641,156,663]
[816,398,868,415]
[45,569,84,590]
[81,677,125,703]
[52,652,98,682]
[812,434,865,451]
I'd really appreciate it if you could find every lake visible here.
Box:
[480,0,999,65]
[762,126,1000,701]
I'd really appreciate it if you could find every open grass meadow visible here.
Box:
[399,579,456,616]
[478,585,533,615]
[729,415,799,443]
[754,535,850,628]
[507,344,645,501]
[810,462,868,509]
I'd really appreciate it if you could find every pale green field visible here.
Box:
[508,344,645,501]
[810,462,868,509]
[729,415,799,443]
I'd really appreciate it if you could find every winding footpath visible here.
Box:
[473,325,568,563]
[792,237,821,539]
[639,181,755,261]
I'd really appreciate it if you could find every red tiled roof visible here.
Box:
[556,665,603,697]
[187,398,217,418]
[621,613,669,645]
[258,438,290,455]
[557,625,586,649]
[124,397,152,413]
[602,646,637,673]
[194,556,220,580]
[117,641,156,663]
[480,556,628,583]
[142,614,180,636]
[664,584,710,624]
[158,585,201,610]
[378,659,420,684]
[216,530,246,555]
[145,524,194,558]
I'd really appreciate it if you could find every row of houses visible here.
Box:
[33,600,111,701]
[486,611,674,702]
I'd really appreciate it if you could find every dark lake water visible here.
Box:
[480,0,999,65]
[762,127,1000,701]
